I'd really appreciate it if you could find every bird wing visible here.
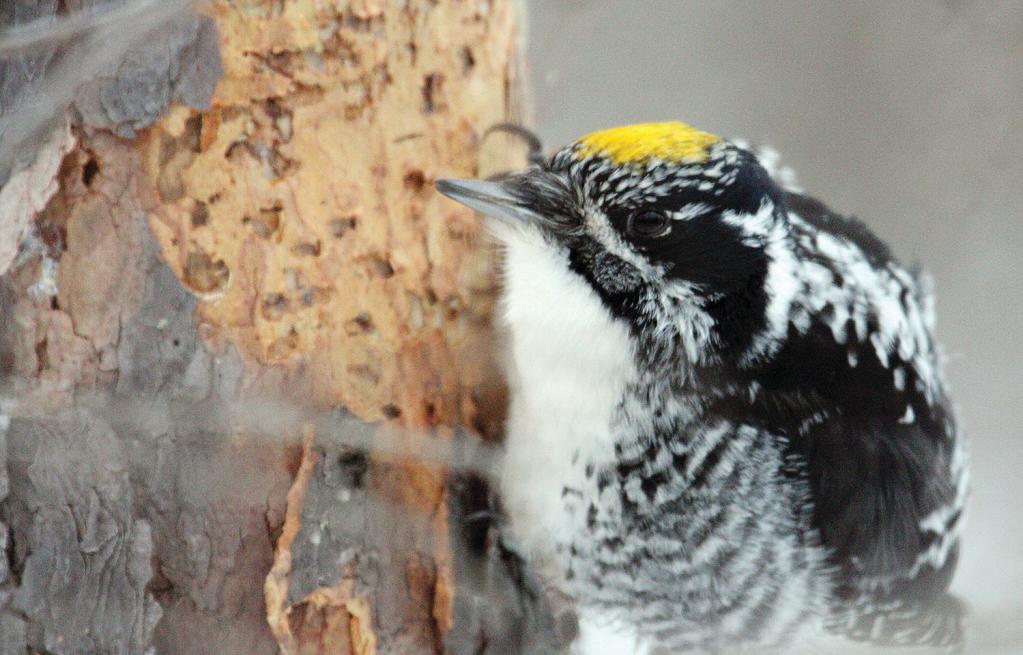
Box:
[735,190,968,645]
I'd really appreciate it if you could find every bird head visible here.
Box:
[437,121,795,368]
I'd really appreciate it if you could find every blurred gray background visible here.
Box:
[527,1,1022,650]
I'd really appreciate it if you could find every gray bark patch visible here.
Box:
[1,2,223,182]
[4,414,162,655]
[73,12,223,138]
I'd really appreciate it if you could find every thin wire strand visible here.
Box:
[0,0,194,54]
[1,391,504,478]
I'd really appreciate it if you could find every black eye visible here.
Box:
[626,210,670,238]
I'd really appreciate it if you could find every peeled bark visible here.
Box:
[0,1,563,653]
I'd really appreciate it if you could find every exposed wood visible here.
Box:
[140,1,524,652]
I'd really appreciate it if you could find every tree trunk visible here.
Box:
[0,2,562,653]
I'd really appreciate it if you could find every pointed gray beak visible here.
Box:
[435,178,541,226]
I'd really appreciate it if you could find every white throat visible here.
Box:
[493,225,637,561]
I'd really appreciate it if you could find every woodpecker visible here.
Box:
[437,122,967,654]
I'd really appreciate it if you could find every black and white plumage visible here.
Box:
[437,122,967,654]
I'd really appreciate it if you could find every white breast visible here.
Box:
[495,227,637,571]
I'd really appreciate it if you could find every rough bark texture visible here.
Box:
[0,1,564,653]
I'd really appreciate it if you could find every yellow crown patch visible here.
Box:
[574,121,721,166]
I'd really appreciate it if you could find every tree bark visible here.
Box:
[0,1,563,653]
